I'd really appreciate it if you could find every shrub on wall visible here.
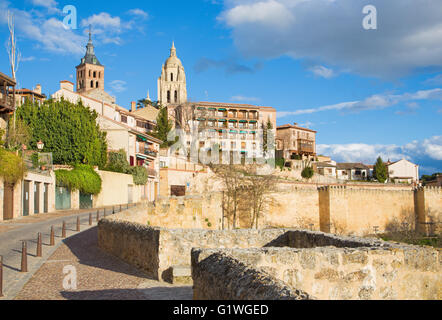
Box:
[0,148,26,185]
[104,149,149,185]
[129,166,149,185]
[301,166,314,179]
[55,164,102,195]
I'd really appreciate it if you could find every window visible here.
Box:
[121,115,127,123]
[167,91,171,103]
[89,70,91,77]
[231,141,236,149]
[171,73,174,81]
[90,80,93,88]
[96,81,99,88]
[99,72,101,79]
[93,71,96,78]
[174,90,178,103]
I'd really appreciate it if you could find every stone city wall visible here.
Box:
[98,211,290,281]
[98,184,440,237]
[191,250,312,300]
[192,231,441,300]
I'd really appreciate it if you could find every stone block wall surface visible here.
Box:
[193,245,441,300]
[191,250,312,300]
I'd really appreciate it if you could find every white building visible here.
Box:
[387,159,419,184]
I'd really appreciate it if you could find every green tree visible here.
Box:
[15,98,108,168]
[152,106,173,148]
[373,156,388,183]
[262,118,274,154]
[0,148,27,185]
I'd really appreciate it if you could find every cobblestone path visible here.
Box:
[14,227,192,300]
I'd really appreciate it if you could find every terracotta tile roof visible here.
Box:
[315,162,336,168]
[336,163,369,170]
[0,71,16,85]
[276,124,317,133]
[193,101,275,111]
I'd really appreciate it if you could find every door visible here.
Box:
[43,183,49,213]
[171,185,186,197]
[23,181,30,216]
[34,182,40,214]
[3,183,14,220]
[79,192,93,209]
[55,186,71,210]
[128,185,133,204]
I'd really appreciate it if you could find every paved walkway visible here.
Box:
[0,205,133,299]
[13,227,193,300]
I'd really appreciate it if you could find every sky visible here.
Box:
[0,0,441,175]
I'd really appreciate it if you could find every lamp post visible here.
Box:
[37,140,44,151]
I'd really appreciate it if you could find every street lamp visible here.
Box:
[37,140,44,151]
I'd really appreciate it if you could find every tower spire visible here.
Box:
[170,41,176,57]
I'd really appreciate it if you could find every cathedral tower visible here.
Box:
[76,27,104,93]
[157,42,187,105]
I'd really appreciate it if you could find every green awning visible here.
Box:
[218,129,226,133]
[240,131,248,134]
[137,135,147,142]
[197,107,206,110]
[249,120,257,123]
[229,130,238,133]
[209,119,217,121]
[229,119,237,122]
[208,108,216,111]
[197,118,206,121]
[250,131,256,134]
[218,119,227,122]
[218,108,227,111]
[208,129,217,132]
[136,154,148,160]
[239,120,248,123]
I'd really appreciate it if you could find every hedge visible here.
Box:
[55,164,102,195]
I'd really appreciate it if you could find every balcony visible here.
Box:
[297,139,315,153]
[147,168,157,177]
[0,93,15,113]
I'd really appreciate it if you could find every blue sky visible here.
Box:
[0,0,441,174]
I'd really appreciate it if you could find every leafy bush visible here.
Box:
[301,166,314,179]
[104,149,149,185]
[55,164,102,195]
[0,149,26,184]
[129,166,149,185]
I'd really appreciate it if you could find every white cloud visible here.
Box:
[308,65,335,79]
[21,56,36,62]
[109,80,127,93]
[31,0,59,13]
[220,0,442,78]
[277,88,442,117]
[127,8,149,19]
[230,95,260,102]
[221,0,295,30]
[317,136,442,170]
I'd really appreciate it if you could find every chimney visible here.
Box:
[35,84,42,95]
[131,101,136,112]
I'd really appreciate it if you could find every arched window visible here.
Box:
[89,70,91,77]
[174,90,178,103]
[171,73,174,81]
[99,72,101,79]
[93,71,97,78]
[96,81,99,88]
[167,91,171,103]
[90,80,93,88]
